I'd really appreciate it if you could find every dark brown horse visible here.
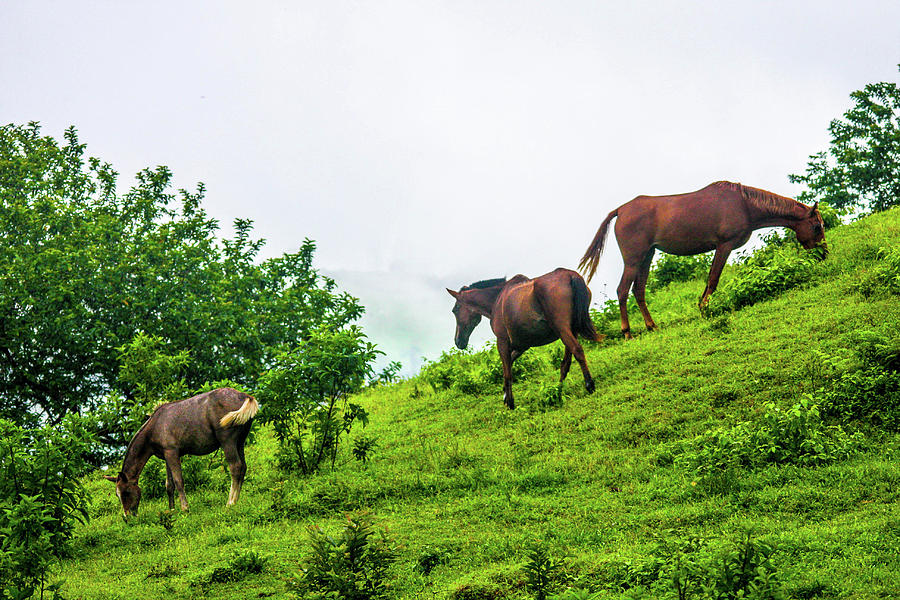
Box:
[578,181,827,338]
[447,268,602,409]
[104,387,258,517]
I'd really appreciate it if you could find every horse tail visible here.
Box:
[571,274,602,342]
[220,395,259,428]
[577,208,617,283]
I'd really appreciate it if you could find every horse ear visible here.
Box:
[810,202,818,215]
[103,475,117,483]
[446,288,460,299]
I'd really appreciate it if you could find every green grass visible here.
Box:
[59,208,900,599]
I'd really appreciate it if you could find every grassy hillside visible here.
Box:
[61,208,900,599]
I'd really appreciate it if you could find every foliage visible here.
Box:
[627,532,784,600]
[648,253,713,292]
[813,330,900,431]
[0,418,93,599]
[0,122,364,425]
[853,245,900,297]
[419,343,549,395]
[675,399,860,494]
[290,514,397,600]
[195,549,267,586]
[257,326,379,475]
[707,234,820,315]
[524,541,565,600]
[789,65,900,214]
[85,333,191,462]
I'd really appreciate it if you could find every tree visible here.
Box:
[257,326,380,475]
[0,122,364,426]
[790,65,900,214]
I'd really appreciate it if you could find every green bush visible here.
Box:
[674,399,860,494]
[420,343,550,395]
[811,329,900,431]
[853,246,900,297]
[648,253,713,292]
[257,326,379,475]
[195,549,267,586]
[624,532,784,600]
[290,514,397,599]
[524,541,566,600]
[0,418,94,599]
[139,454,215,500]
[708,250,818,316]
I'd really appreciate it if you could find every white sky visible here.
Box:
[3,1,899,373]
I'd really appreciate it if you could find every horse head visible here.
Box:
[104,471,142,518]
[446,288,483,349]
[794,202,828,255]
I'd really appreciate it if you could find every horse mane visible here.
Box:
[714,181,802,219]
[464,277,507,290]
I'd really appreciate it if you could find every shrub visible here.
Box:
[257,326,379,475]
[419,343,550,395]
[853,246,900,297]
[675,399,860,494]
[626,532,784,600]
[648,253,713,292]
[708,250,817,316]
[0,417,94,599]
[812,329,900,431]
[139,454,215,499]
[195,549,267,586]
[524,541,565,600]
[290,514,397,599]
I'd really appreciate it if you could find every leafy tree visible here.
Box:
[257,326,379,475]
[790,65,900,214]
[0,122,363,426]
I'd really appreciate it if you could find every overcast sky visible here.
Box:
[3,1,899,373]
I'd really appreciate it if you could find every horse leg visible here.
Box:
[617,263,640,339]
[222,443,247,506]
[633,248,658,331]
[497,340,516,410]
[699,243,735,311]
[165,462,176,510]
[558,329,595,393]
[559,346,573,382]
[163,450,189,511]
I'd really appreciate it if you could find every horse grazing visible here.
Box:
[447,268,602,409]
[578,181,827,338]
[104,387,258,517]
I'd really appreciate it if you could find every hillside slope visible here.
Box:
[63,208,900,600]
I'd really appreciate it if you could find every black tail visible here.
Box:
[571,275,602,342]
[577,208,617,283]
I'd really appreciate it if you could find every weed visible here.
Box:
[157,510,175,531]
[853,246,900,297]
[416,546,450,576]
[194,549,267,586]
[291,513,397,599]
[524,541,565,600]
[352,435,378,464]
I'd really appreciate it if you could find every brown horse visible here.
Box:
[104,387,258,517]
[578,181,827,338]
[447,268,602,409]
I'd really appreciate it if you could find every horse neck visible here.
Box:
[462,286,504,318]
[120,422,154,480]
[742,189,808,230]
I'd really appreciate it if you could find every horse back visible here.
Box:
[147,388,250,455]
[497,269,579,349]
[616,186,750,253]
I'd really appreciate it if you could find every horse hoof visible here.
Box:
[585,379,596,394]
